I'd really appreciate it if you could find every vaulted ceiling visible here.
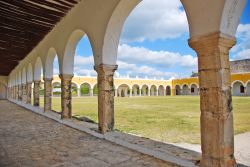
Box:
[0,0,80,76]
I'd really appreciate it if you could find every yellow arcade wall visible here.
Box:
[50,72,250,96]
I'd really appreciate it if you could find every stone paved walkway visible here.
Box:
[0,100,177,167]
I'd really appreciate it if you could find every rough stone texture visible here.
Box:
[0,100,176,167]
[33,81,40,106]
[189,32,236,167]
[26,82,32,104]
[60,74,73,119]
[230,59,250,73]
[15,85,18,99]
[22,84,27,102]
[18,84,22,101]
[44,78,53,112]
[95,64,117,133]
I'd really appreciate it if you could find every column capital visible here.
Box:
[59,74,74,80]
[94,64,118,75]
[34,80,41,84]
[188,32,236,53]
[43,78,53,82]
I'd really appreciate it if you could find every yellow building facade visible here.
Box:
[51,72,250,97]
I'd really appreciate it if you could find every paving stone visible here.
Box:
[0,100,176,167]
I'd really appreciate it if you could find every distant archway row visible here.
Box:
[50,81,172,97]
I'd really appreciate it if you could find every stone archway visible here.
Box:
[190,84,198,95]
[247,81,250,96]
[80,83,92,96]
[158,85,164,96]
[132,84,140,96]
[117,84,130,97]
[182,84,189,95]
[232,81,245,96]
[166,86,171,96]
[141,85,149,96]
[175,85,181,95]
[150,85,157,96]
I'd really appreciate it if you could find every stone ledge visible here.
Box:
[8,98,200,167]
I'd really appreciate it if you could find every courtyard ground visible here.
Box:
[0,100,176,167]
[41,96,250,144]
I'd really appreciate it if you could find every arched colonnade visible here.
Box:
[7,0,247,166]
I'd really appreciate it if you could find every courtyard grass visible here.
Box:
[40,96,250,144]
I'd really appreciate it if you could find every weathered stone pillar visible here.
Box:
[94,64,117,133]
[59,74,73,119]
[18,84,22,100]
[11,87,14,98]
[26,82,32,104]
[22,83,27,102]
[114,89,117,97]
[156,89,159,96]
[14,86,16,99]
[44,78,53,112]
[33,81,40,106]
[129,89,132,97]
[189,33,236,167]
[139,89,141,96]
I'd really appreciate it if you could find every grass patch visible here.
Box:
[40,96,250,144]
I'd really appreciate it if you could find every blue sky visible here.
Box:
[54,0,250,79]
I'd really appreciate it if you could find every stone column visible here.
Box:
[188,88,191,95]
[244,86,247,96]
[90,88,94,96]
[59,74,73,119]
[189,33,236,167]
[114,89,117,97]
[94,64,117,133]
[118,89,121,97]
[15,85,18,99]
[125,88,128,97]
[148,88,150,96]
[139,89,141,96]
[44,78,53,112]
[14,86,17,99]
[22,83,27,102]
[18,84,22,100]
[26,82,32,104]
[77,87,81,97]
[156,89,159,96]
[129,89,132,97]
[33,81,40,106]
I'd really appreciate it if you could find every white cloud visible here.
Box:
[74,55,94,66]
[117,61,178,79]
[231,24,250,60]
[233,49,250,60]
[121,0,188,43]
[232,24,250,52]
[118,44,197,69]
[74,68,97,76]
[68,45,197,79]
[73,55,96,76]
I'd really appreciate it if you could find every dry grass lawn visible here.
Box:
[40,96,250,144]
